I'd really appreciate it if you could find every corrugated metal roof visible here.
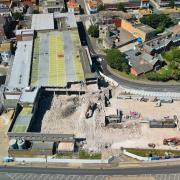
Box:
[8,40,33,89]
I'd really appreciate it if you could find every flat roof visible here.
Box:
[31,13,54,31]
[31,31,84,86]
[11,106,33,133]
[102,0,140,4]
[8,40,33,89]
[168,24,180,34]
[19,87,39,104]
[54,12,77,29]
[134,24,155,33]
[16,29,34,36]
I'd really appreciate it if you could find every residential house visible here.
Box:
[0,4,11,16]
[44,0,64,13]
[15,29,34,41]
[167,24,180,35]
[21,0,37,6]
[155,0,180,7]
[101,0,150,10]
[0,41,11,65]
[120,19,156,42]
[125,49,163,76]
[99,24,118,49]
[144,33,180,55]
[0,0,11,6]
[67,0,80,14]
[87,0,98,14]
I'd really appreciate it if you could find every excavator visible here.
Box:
[163,138,180,146]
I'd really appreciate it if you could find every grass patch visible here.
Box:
[20,107,32,116]
[55,152,73,159]
[127,148,180,157]
[79,151,102,159]
[71,30,84,81]
[48,34,66,86]
[146,47,180,81]
[12,125,27,133]
[31,36,40,86]
[109,67,138,80]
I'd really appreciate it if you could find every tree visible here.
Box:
[97,4,105,12]
[32,9,39,14]
[79,5,85,14]
[117,3,126,12]
[12,12,24,20]
[106,49,129,73]
[88,25,99,38]
[169,0,175,8]
[140,14,173,33]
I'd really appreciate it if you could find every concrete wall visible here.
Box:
[123,149,150,161]
[14,156,114,164]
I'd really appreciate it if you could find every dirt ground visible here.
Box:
[0,111,13,160]
[40,86,180,158]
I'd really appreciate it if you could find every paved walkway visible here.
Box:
[3,173,180,180]
[38,33,49,86]
[62,31,76,82]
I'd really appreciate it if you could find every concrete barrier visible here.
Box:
[47,157,109,164]
[14,156,113,164]
[99,71,119,87]
[123,150,150,161]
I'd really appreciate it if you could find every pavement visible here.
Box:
[62,31,76,82]
[77,0,87,14]
[2,173,180,180]
[2,165,180,176]
[38,33,49,86]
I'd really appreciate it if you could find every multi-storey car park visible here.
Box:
[2,13,98,157]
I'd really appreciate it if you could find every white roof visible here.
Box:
[19,87,39,104]
[31,13,54,30]
[53,12,77,29]
[16,29,34,36]
[8,41,33,89]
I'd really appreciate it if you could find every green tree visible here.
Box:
[12,12,24,20]
[88,25,99,38]
[32,9,39,14]
[117,3,126,12]
[140,14,173,33]
[169,0,175,8]
[97,4,105,12]
[106,49,129,73]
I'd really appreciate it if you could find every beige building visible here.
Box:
[120,19,156,42]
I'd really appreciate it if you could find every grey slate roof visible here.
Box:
[125,49,160,75]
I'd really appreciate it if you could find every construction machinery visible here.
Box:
[163,138,180,146]
[85,102,97,119]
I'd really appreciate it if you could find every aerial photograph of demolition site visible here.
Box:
[0,12,180,166]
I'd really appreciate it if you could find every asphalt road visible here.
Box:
[1,165,180,175]
[77,0,87,14]
[100,60,180,92]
